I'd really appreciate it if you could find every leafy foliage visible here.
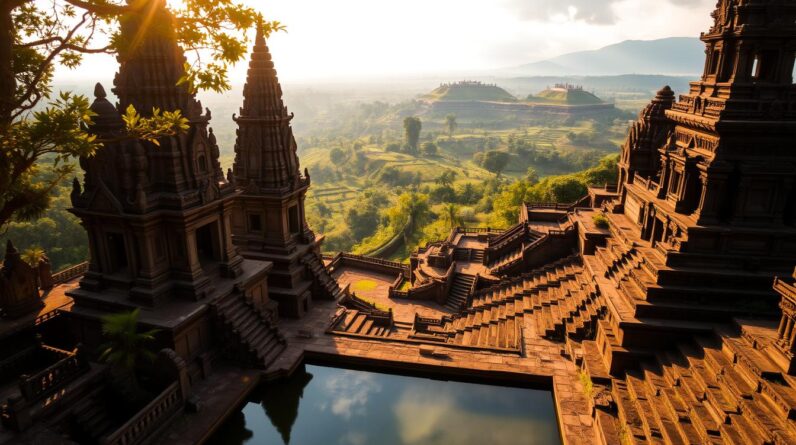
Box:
[0,0,274,229]
[480,150,510,176]
[445,114,457,138]
[491,154,618,226]
[99,309,159,370]
[592,213,610,229]
[402,116,422,154]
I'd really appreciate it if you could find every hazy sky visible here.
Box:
[55,0,716,83]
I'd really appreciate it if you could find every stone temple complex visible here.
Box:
[0,0,794,444]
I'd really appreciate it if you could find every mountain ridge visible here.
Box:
[504,37,704,77]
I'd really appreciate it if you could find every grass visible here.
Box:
[578,370,594,398]
[302,118,625,259]
[350,279,379,293]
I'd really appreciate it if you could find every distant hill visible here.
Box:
[527,85,605,105]
[424,81,517,102]
[504,37,704,77]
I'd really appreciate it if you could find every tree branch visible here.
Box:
[61,0,130,15]
[10,12,89,119]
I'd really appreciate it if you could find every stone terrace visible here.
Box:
[331,263,452,319]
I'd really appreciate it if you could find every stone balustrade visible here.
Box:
[18,346,88,402]
[51,262,89,284]
[101,381,183,445]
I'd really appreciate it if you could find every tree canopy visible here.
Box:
[0,0,280,230]
[402,116,421,154]
[480,150,510,177]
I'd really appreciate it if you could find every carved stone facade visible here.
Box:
[66,0,274,368]
[617,86,674,196]
[610,0,796,340]
[230,27,341,318]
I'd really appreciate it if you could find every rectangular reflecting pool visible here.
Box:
[209,363,561,445]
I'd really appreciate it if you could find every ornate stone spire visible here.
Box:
[112,0,202,120]
[618,86,675,192]
[232,25,301,189]
[89,83,123,131]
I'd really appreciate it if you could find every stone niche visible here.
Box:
[0,241,43,318]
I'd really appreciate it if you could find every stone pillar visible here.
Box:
[779,314,789,338]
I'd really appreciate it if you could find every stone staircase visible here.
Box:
[592,327,796,445]
[453,248,485,263]
[596,234,782,321]
[330,308,393,337]
[70,389,116,443]
[445,274,476,311]
[471,249,485,263]
[450,317,521,350]
[435,255,604,348]
[301,252,344,301]
[487,230,546,276]
[213,294,286,368]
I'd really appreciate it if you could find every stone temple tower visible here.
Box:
[597,0,796,371]
[231,27,341,318]
[67,0,279,365]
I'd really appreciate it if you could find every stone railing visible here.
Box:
[488,224,525,248]
[51,262,89,284]
[101,381,183,445]
[455,227,494,234]
[396,262,455,304]
[333,253,407,272]
[1,345,94,432]
[18,346,88,402]
[525,202,574,211]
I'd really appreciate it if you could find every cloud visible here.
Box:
[503,0,709,24]
[320,371,381,420]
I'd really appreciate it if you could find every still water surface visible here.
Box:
[209,364,561,445]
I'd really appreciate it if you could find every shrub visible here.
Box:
[592,214,610,229]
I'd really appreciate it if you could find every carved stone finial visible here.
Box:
[71,177,82,205]
[5,240,17,257]
[226,168,235,185]
[94,82,107,99]
[255,22,266,47]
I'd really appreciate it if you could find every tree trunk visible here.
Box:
[0,1,19,128]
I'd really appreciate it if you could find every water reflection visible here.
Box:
[261,368,313,443]
[209,364,560,445]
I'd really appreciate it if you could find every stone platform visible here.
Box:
[268,298,597,445]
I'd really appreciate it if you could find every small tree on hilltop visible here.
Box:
[422,141,438,157]
[403,116,422,154]
[435,169,457,188]
[445,114,457,139]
